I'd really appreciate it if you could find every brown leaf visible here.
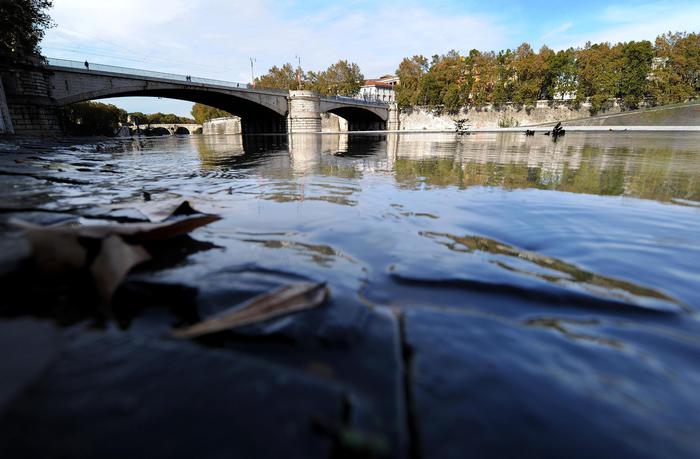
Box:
[10,213,220,245]
[172,282,329,338]
[107,199,219,223]
[16,223,87,273]
[89,235,151,303]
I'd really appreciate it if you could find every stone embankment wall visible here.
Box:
[399,101,621,131]
[0,78,13,134]
[0,62,62,135]
[564,102,700,126]
[203,117,242,135]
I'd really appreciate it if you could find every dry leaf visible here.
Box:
[107,199,219,223]
[172,282,329,338]
[10,208,220,305]
[10,214,220,244]
[89,235,151,303]
[20,226,86,273]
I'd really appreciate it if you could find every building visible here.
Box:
[356,74,399,103]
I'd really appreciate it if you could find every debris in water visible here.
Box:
[9,201,220,305]
[172,282,329,338]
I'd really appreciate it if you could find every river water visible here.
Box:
[2,131,700,457]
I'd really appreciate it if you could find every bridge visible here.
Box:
[43,59,398,134]
[126,123,203,136]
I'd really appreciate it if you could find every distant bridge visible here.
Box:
[45,59,398,133]
[128,123,202,135]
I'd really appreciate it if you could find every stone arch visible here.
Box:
[174,126,190,135]
[53,83,288,133]
[324,106,387,131]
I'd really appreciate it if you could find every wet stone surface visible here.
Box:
[1,133,700,457]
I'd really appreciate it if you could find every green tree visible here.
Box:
[63,102,126,136]
[0,0,53,62]
[469,50,498,107]
[651,32,700,104]
[512,43,548,106]
[618,40,654,109]
[542,48,578,101]
[493,49,516,106]
[191,103,232,124]
[307,60,364,96]
[256,63,303,90]
[395,55,429,107]
[576,42,622,113]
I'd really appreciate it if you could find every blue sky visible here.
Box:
[42,0,700,116]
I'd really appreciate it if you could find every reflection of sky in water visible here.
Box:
[28,132,700,317]
[8,131,700,456]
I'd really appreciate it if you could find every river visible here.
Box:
[1,131,699,458]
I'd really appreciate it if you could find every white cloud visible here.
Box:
[43,0,511,81]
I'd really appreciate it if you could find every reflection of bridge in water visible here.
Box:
[45,58,399,134]
[193,133,700,203]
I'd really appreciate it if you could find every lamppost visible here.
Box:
[250,57,256,86]
[295,54,302,89]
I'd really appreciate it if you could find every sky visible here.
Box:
[41,0,700,117]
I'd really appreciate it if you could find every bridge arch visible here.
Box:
[49,71,289,133]
[319,99,388,131]
[324,106,386,131]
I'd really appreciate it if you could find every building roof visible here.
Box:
[362,79,395,89]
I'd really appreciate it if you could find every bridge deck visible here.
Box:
[46,58,389,108]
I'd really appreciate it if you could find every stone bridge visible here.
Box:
[130,123,202,135]
[40,59,397,134]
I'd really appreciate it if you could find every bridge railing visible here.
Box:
[324,95,390,106]
[45,58,288,94]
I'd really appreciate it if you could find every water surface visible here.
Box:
[5,131,700,457]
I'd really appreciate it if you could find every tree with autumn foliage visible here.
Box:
[393,31,700,113]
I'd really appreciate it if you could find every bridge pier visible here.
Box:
[287,90,321,133]
[388,103,400,131]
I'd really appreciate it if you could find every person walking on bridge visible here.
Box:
[84,60,89,70]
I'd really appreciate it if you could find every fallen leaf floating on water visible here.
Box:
[10,213,220,245]
[107,198,219,223]
[172,282,329,338]
[90,235,151,303]
[9,202,221,304]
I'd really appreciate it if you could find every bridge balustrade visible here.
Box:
[46,58,288,94]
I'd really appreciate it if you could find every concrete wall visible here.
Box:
[399,101,621,131]
[203,117,242,135]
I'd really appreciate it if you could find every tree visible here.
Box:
[256,63,303,90]
[512,43,548,106]
[469,50,498,107]
[395,55,429,107]
[651,32,700,104]
[191,103,232,124]
[63,102,126,136]
[493,49,516,106]
[129,112,148,126]
[618,40,653,109]
[542,48,577,101]
[576,42,622,113]
[307,60,364,96]
[0,0,53,62]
